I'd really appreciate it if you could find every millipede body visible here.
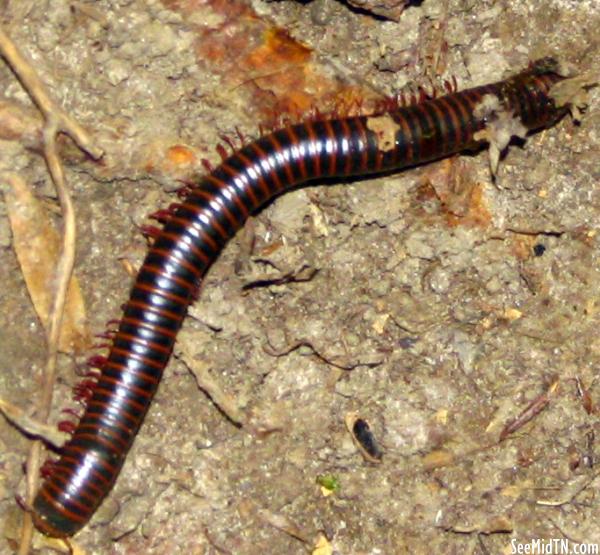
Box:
[32,59,570,537]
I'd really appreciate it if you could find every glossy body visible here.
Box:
[33,60,568,536]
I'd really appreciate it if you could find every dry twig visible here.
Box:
[499,379,560,441]
[536,470,600,507]
[0,22,102,554]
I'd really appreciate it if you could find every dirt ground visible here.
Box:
[1,0,599,554]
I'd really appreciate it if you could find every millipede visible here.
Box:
[31,58,574,537]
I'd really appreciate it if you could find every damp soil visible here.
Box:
[0,0,599,554]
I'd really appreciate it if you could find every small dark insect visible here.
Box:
[33,58,572,537]
[533,243,546,256]
[345,413,384,463]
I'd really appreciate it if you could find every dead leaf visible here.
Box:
[4,174,89,353]
[312,533,333,555]
[0,397,67,447]
[422,449,455,469]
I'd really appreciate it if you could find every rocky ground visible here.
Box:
[0,0,599,553]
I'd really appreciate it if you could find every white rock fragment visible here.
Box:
[104,59,131,86]
[367,114,401,153]
[473,94,527,177]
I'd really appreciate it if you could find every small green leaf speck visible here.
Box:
[316,474,341,492]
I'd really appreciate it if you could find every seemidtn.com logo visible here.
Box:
[511,538,599,555]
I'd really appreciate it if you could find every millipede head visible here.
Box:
[529,57,562,75]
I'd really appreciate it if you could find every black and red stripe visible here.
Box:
[33,59,568,537]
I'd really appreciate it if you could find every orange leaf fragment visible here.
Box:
[4,175,89,353]
[166,144,196,166]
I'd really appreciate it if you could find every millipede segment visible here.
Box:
[33,59,569,537]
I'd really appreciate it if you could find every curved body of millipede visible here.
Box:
[32,58,569,537]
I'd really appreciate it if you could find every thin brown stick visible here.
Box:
[0,25,103,160]
[0,22,102,554]
[499,379,559,441]
[20,127,77,554]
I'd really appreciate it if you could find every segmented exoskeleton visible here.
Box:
[33,58,569,537]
